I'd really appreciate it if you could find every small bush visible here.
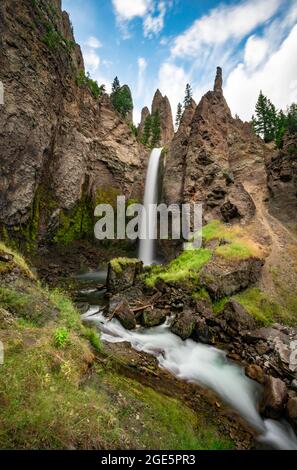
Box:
[76,70,105,99]
[54,327,69,348]
[43,25,60,49]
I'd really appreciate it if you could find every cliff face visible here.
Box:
[138,106,150,137]
[0,0,145,242]
[266,133,297,226]
[163,67,268,224]
[162,98,196,205]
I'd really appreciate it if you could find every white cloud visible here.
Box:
[158,62,189,119]
[225,24,297,121]
[83,49,100,72]
[85,36,102,49]
[112,0,152,21]
[112,0,171,38]
[171,0,281,58]
[136,57,148,97]
[143,1,166,38]
[244,35,268,69]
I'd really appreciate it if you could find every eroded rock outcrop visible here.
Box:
[0,0,145,243]
[151,89,174,146]
[163,67,268,227]
[138,106,150,137]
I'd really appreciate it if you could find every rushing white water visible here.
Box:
[83,309,297,450]
[139,148,163,266]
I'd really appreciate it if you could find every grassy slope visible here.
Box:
[145,220,296,326]
[0,243,233,450]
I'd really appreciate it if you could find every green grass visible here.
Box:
[195,220,261,260]
[0,241,34,278]
[233,288,280,326]
[216,241,254,260]
[0,241,235,450]
[48,289,81,330]
[201,220,226,243]
[83,326,102,352]
[192,288,211,302]
[110,257,140,274]
[145,249,212,287]
[213,297,230,314]
[106,374,234,450]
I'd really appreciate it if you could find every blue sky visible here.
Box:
[62,0,297,124]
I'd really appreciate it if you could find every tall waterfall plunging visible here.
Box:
[139,148,163,266]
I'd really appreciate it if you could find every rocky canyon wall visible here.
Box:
[0,0,146,244]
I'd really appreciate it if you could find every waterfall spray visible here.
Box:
[139,148,163,266]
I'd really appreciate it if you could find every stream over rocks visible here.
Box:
[82,307,297,450]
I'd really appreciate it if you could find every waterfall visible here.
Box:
[139,148,163,266]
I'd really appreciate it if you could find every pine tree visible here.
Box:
[112,76,120,94]
[275,110,287,148]
[287,103,297,134]
[184,84,192,108]
[175,102,183,128]
[141,115,152,146]
[111,80,133,118]
[253,91,277,143]
[151,110,161,148]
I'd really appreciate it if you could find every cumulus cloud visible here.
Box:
[143,1,166,38]
[158,62,189,118]
[171,0,281,57]
[112,0,170,38]
[225,24,297,121]
[160,0,297,122]
[85,36,102,49]
[83,49,100,72]
[244,35,268,69]
[112,0,152,21]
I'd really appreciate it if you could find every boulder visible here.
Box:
[0,308,14,328]
[170,310,196,340]
[291,379,297,392]
[221,300,257,332]
[107,258,143,293]
[192,317,211,344]
[245,364,265,384]
[200,255,264,299]
[286,397,297,432]
[109,296,136,330]
[0,252,14,263]
[141,309,167,328]
[260,376,288,419]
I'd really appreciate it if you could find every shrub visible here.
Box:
[76,70,105,99]
[54,327,69,348]
[42,25,60,49]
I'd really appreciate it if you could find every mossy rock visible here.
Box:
[107,257,143,292]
